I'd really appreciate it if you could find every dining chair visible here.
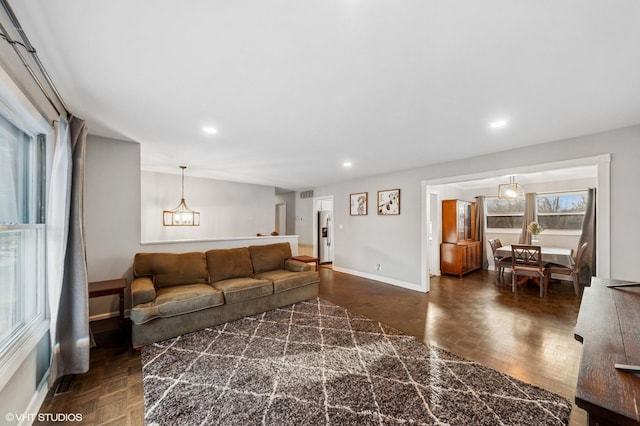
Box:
[511,244,548,297]
[545,242,589,296]
[488,239,511,282]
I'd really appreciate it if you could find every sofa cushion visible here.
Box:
[131,277,156,306]
[254,270,319,293]
[134,252,209,289]
[213,277,273,304]
[130,283,224,324]
[285,259,312,272]
[248,242,292,274]
[206,247,254,283]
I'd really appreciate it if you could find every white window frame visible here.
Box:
[0,65,52,392]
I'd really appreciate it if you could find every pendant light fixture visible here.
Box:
[498,176,525,199]
[163,166,200,226]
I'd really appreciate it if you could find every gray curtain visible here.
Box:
[475,196,488,270]
[518,193,536,244]
[577,188,596,285]
[53,116,89,379]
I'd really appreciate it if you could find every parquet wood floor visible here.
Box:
[36,268,586,425]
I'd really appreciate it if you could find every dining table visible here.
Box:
[496,245,574,268]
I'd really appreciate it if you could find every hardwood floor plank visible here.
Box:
[35,268,586,425]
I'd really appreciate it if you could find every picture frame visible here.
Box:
[377,189,400,215]
[350,192,368,216]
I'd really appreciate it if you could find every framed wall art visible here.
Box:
[377,189,400,215]
[350,192,368,216]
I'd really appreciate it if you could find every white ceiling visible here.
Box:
[10,1,640,191]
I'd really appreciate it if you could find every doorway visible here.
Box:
[428,191,440,276]
[275,203,286,235]
[422,154,611,294]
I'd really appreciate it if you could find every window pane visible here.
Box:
[0,110,45,358]
[486,198,526,214]
[536,192,587,230]
[536,193,587,214]
[486,197,524,229]
[0,227,44,346]
[0,231,18,343]
[538,214,585,230]
[0,114,43,225]
[487,216,524,229]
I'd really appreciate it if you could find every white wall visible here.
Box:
[314,175,422,290]
[85,136,141,282]
[85,136,142,316]
[295,196,315,254]
[141,171,276,241]
[313,125,640,288]
[85,136,295,320]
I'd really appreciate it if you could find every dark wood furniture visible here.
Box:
[488,238,511,281]
[545,241,588,296]
[511,244,547,297]
[89,278,127,331]
[291,255,320,271]
[574,277,640,425]
[440,199,481,278]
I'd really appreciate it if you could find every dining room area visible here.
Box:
[429,164,598,298]
[492,239,590,297]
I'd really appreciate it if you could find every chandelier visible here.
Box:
[498,176,525,199]
[163,166,200,226]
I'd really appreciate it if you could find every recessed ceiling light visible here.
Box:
[343,161,353,167]
[202,126,218,135]
[490,120,508,129]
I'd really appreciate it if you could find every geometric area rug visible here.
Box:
[141,298,571,425]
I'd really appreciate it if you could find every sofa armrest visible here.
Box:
[285,259,312,272]
[131,277,156,306]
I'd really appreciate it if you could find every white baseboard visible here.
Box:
[18,372,50,426]
[332,266,425,293]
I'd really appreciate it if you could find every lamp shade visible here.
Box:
[163,166,200,226]
[498,176,525,199]
[163,198,200,226]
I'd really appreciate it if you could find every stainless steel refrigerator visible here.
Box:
[318,210,333,264]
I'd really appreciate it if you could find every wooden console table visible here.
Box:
[574,277,640,425]
[291,255,320,271]
[89,278,127,331]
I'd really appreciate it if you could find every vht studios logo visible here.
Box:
[6,412,83,422]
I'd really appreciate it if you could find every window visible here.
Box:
[536,192,587,230]
[485,197,525,229]
[0,111,46,379]
[485,191,587,231]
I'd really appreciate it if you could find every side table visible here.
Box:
[291,255,320,272]
[88,278,127,331]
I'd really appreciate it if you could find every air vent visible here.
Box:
[300,190,314,199]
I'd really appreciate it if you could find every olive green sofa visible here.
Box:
[130,242,319,348]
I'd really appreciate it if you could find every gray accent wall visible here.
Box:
[312,125,640,287]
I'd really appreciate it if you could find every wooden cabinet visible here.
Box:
[441,241,482,278]
[441,199,481,277]
[442,199,476,243]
